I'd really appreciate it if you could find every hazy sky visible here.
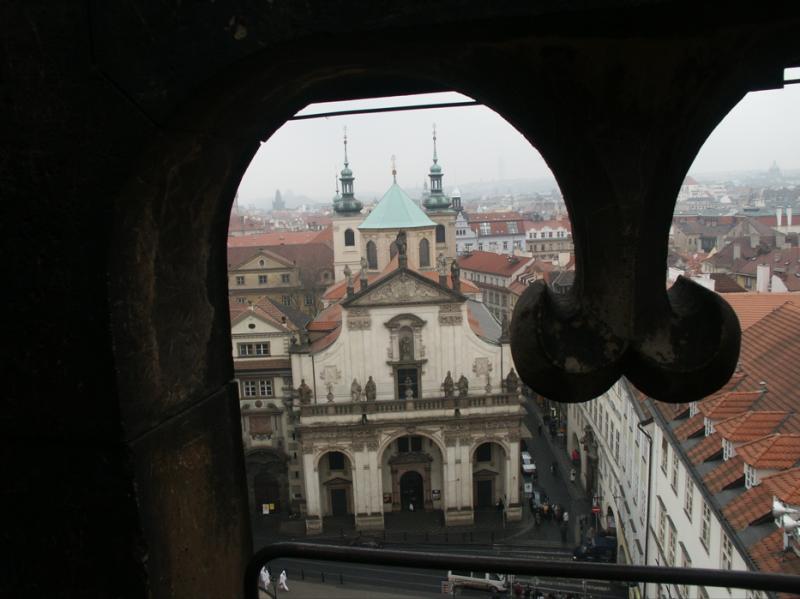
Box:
[237,83,800,207]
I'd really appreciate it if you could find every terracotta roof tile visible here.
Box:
[761,467,800,505]
[737,434,800,470]
[227,230,323,247]
[687,432,723,464]
[234,357,291,371]
[715,411,790,442]
[674,413,706,440]
[723,293,800,330]
[722,484,773,531]
[748,529,800,579]
[457,251,532,276]
[702,455,745,494]
[699,391,761,420]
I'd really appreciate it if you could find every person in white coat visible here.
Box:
[279,569,289,591]
[259,566,270,592]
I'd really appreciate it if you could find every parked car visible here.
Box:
[520,451,536,475]
[447,571,512,592]
[348,536,383,549]
[573,536,617,563]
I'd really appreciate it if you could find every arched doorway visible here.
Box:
[400,471,424,511]
[318,450,354,520]
[472,441,507,510]
[253,471,281,513]
[245,449,289,518]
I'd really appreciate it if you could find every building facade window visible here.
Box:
[721,534,733,570]
[661,437,669,473]
[476,442,492,462]
[701,501,711,550]
[242,378,273,397]
[480,222,491,235]
[658,498,667,547]
[281,273,290,283]
[419,238,430,267]
[671,451,680,493]
[328,452,345,471]
[744,464,759,489]
[304,294,314,306]
[282,295,291,306]
[255,342,270,355]
[667,519,677,566]
[258,275,267,284]
[367,240,378,269]
[723,438,735,460]
[507,221,518,234]
[684,477,694,521]
[236,275,245,285]
[435,224,446,243]
[344,228,355,246]
[680,546,692,598]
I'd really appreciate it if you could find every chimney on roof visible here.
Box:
[759,381,767,391]
[776,207,783,228]
[733,242,741,261]
[756,263,770,293]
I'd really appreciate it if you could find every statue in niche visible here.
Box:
[343,264,353,287]
[505,368,519,394]
[395,230,407,257]
[399,334,413,361]
[364,376,376,401]
[457,374,469,398]
[350,378,362,402]
[442,371,455,398]
[297,379,312,404]
[404,376,415,400]
[437,253,448,277]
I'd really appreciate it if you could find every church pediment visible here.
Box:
[342,269,464,307]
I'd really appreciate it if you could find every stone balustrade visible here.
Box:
[298,392,520,419]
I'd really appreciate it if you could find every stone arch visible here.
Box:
[470,439,509,510]
[316,449,355,518]
[245,448,289,516]
[378,429,447,460]
[379,430,446,513]
[314,446,355,471]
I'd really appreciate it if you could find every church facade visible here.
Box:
[290,131,524,534]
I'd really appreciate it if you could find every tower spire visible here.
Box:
[432,123,438,165]
[343,125,349,167]
[391,155,397,184]
[333,127,362,214]
[424,124,450,211]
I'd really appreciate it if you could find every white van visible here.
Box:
[446,570,513,592]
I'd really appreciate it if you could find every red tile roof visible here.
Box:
[698,391,762,420]
[523,219,572,232]
[457,251,532,276]
[233,357,291,371]
[227,245,296,269]
[737,434,800,470]
[229,297,295,331]
[762,466,800,505]
[747,529,800,580]
[227,230,323,247]
[702,455,745,494]
[722,294,800,330]
[715,411,790,442]
[722,484,773,531]
[673,413,705,440]
[687,432,723,464]
[465,211,525,222]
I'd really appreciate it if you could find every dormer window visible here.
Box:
[689,402,699,417]
[704,417,715,436]
[722,438,735,461]
[744,464,759,489]
[480,222,491,236]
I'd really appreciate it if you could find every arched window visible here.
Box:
[419,238,430,267]
[435,224,445,244]
[344,228,355,246]
[366,240,378,269]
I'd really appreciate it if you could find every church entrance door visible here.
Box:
[476,479,493,509]
[330,488,348,516]
[400,470,424,511]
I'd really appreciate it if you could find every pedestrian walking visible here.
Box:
[409,501,414,512]
[569,468,576,483]
[278,569,289,592]
[259,566,270,592]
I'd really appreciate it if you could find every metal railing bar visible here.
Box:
[288,100,481,121]
[245,542,800,598]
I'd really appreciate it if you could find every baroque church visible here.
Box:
[289,131,526,533]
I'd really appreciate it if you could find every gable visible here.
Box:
[342,269,464,307]
[231,313,289,334]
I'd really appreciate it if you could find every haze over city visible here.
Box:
[237,85,800,209]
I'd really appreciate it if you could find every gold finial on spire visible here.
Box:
[391,154,397,183]
[432,123,438,163]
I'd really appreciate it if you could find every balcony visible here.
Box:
[297,393,520,424]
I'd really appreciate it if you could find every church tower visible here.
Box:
[422,125,457,258]
[332,128,366,281]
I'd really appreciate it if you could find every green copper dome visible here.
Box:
[359,183,437,229]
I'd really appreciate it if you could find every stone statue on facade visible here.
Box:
[395,230,407,257]
[364,376,376,401]
[505,368,519,394]
[442,370,454,398]
[450,258,460,280]
[360,255,368,272]
[404,375,414,400]
[457,374,469,398]
[437,253,448,277]
[343,264,353,287]
[399,335,413,361]
[350,378,362,402]
[297,379,312,404]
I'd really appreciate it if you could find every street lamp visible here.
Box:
[773,497,800,551]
